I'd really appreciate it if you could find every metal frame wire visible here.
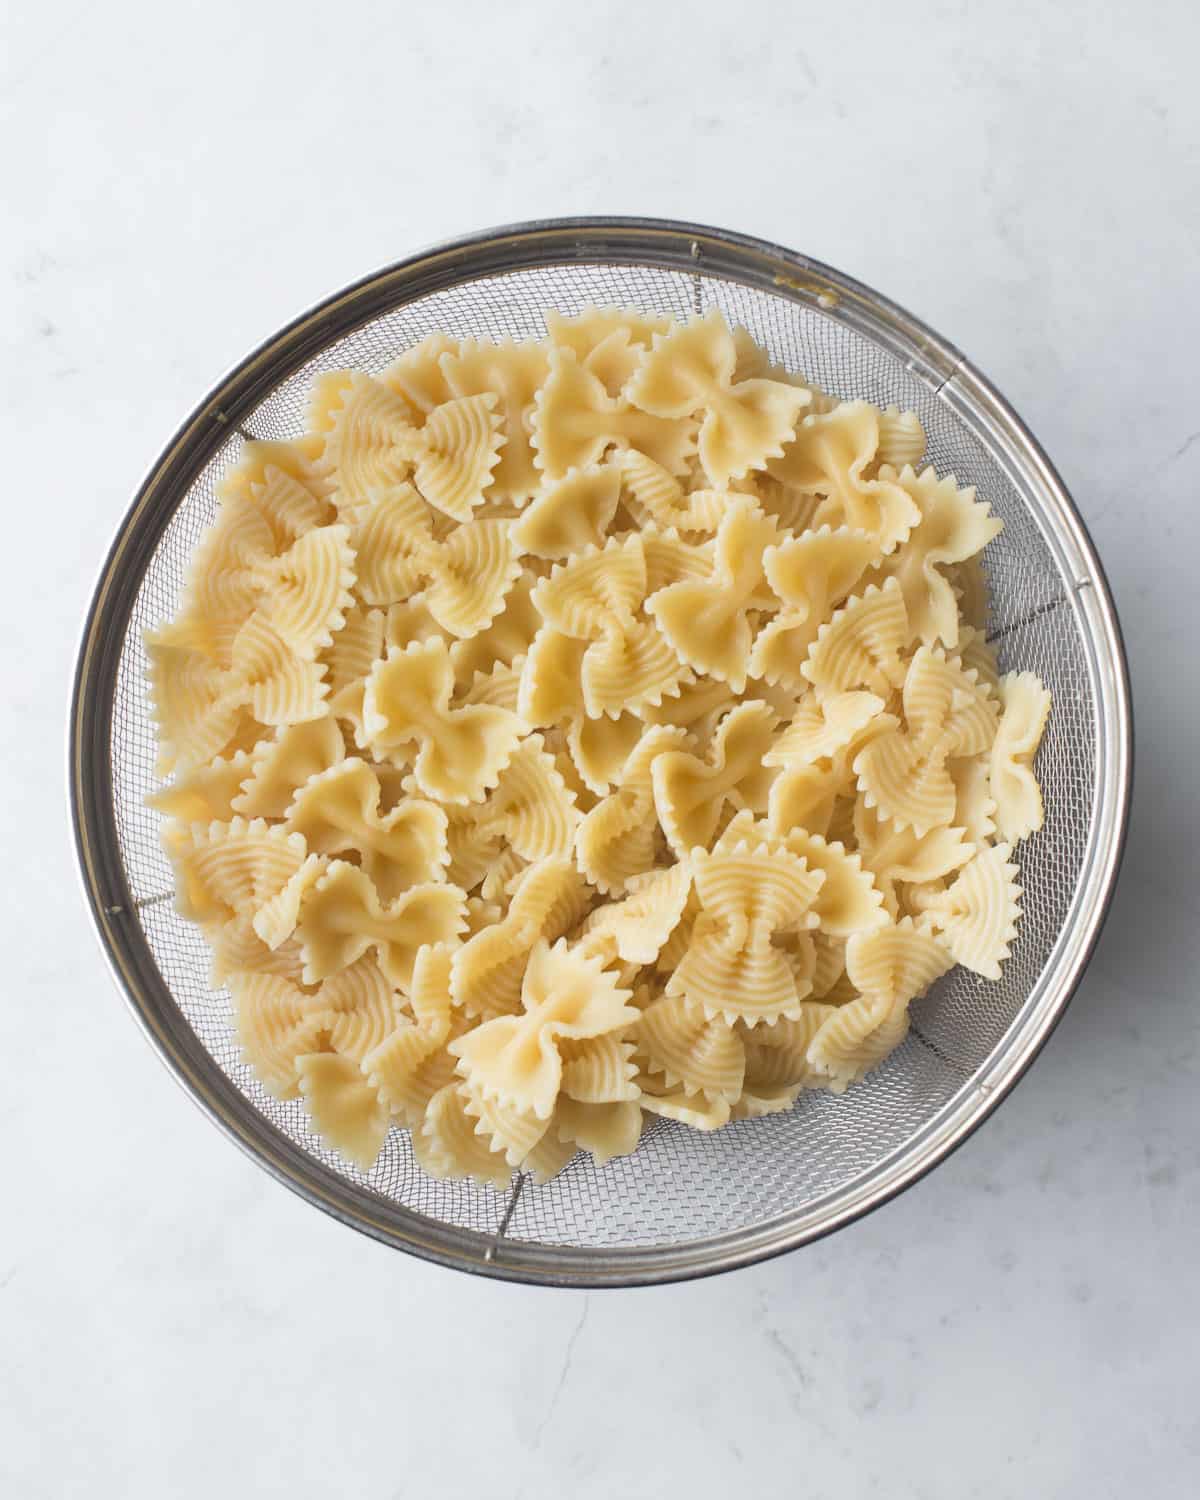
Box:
[69,218,1132,1286]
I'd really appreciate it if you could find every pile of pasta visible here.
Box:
[147,307,1051,1187]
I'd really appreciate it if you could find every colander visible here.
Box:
[70,218,1132,1287]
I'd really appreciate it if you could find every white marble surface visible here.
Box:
[4,1,1198,1493]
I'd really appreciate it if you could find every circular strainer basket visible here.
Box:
[71,219,1132,1286]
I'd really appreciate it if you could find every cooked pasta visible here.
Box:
[148,306,1048,1182]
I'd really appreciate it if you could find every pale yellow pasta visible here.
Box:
[351,483,519,637]
[647,497,782,691]
[531,535,695,717]
[768,402,920,553]
[297,1052,391,1172]
[801,577,910,697]
[621,450,729,534]
[450,939,637,1119]
[450,857,589,1019]
[440,338,549,505]
[874,406,926,472]
[575,725,686,893]
[294,859,465,989]
[752,525,880,689]
[285,758,449,901]
[854,646,997,835]
[148,309,1048,1182]
[361,638,524,804]
[626,312,811,485]
[666,846,824,1025]
[510,463,622,558]
[990,671,1052,841]
[921,843,1022,980]
[633,992,745,1102]
[875,466,1002,648]
[532,350,695,479]
[651,701,778,856]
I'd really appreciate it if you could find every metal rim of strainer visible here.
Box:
[70,217,1132,1288]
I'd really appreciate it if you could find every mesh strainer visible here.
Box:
[70,219,1131,1287]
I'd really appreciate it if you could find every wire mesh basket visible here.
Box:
[70,219,1132,1286]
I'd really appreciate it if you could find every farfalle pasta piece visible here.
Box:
[626,311,811,485]
[750,526,881,688]
[147,752,253,824]
[714,811,886,939]
[990,671,1052,841]
[228,971,331,1098]
[217,435,334,516]
[313,370,504,520]
[320,605,385,733]
[651,701,778,857]
[231,717,346,819]
[361,638,524,803]
[149,607,331,772]
[921,844,1022,980]
[874,406,926,472]
[297,1053,391,1172]
[806,919,954,1089]
[638,1077,731,1130]
[363,944,460,1125]
[875,466,1003,648]
[414,1082,513,1189]
[575,726,687,893]
[450,939,638,1120]
[352,483,519,637]
[166,816,314,936]
[186,513,354,660]
[553,1096,644,1165]
[233,959,401,1128]
[379,334,458,415]
[510,463,622,558]
[544,306,670,396]
[449,568,542,681]
[646,497,782,691]
[295,859,465,989]
[578,860,694,967]
[767,402,920,553]
[854,646,998,835]
[621,450,730,534]
[285,758,448,901]
[532,350,695,480]
[530,535,694,717]
[451,857,589,1019]
[439,734,580,890]
[766,690,885,770]
[440,338,549,504]
[666,846,824,1024]
[315,955,406,1064]
[800,578,910,697]
[632,991,745,1102]
[739,1004,837,1093]
[853,798,976,919]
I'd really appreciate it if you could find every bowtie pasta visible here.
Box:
[148,307,1049,1186]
